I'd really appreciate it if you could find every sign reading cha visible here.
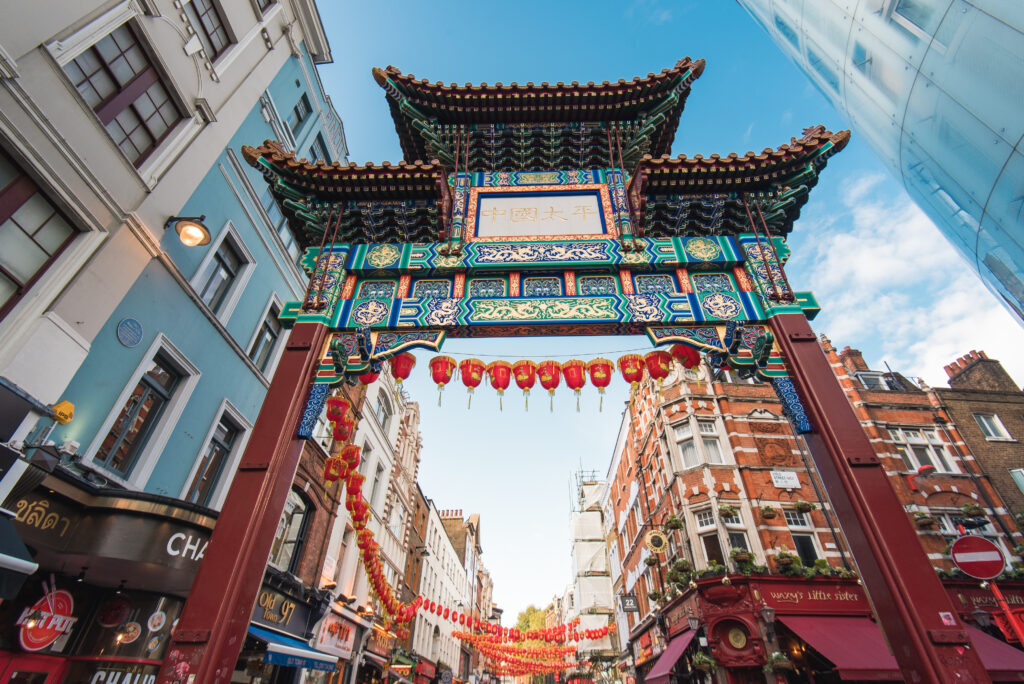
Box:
[165,532,208,562]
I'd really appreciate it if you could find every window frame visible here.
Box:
[308,132,331,163]
[268,487,312,574]
[974,413,1012,441]
[0,150,79,321]
[288,93,313,136]
[83,333,201,489]
[188,221,256,324]
[182,0,231,60]
[670,416,730,471]
[888,426,958,473]
[246,295,284,376]
[180,399,252,508]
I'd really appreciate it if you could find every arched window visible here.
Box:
[268,488,311,573]
[374,394,393,433]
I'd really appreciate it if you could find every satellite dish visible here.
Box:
[645,530,668,554]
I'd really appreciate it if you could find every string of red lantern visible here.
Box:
[422,345,706,411]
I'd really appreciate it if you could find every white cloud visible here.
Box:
[787,179,1024,388]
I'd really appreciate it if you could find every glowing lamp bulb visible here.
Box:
[175,219,210,247]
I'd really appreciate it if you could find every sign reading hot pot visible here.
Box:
[16,582,78,652]
[315,612,357,660]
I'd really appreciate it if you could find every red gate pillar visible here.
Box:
[770,312,989,683]
[157,321,329,684]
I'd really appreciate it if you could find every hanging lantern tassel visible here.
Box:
[486,360,512,412]
[562,360,587,412]
[428,355,457,406]
[512,360,537,412]
[537,360,561,412]
[644,350,672,402]
[587,358,613,412]
[458,358,485,410]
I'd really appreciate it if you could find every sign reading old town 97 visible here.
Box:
[475,191,605,238]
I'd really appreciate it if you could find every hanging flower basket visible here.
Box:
[763,652,794,672]
[647,590,662,602]
[664,515,684,531]
[794,500,816,513]
[672,559,692,573]
[914,512,938,528]
[718,503,738,518]
[773,552,798,568]
[961,503,986,518]
[645,556,659,567]
[730,548,752,563]
[690,652,716,673]
[760,505,778,519]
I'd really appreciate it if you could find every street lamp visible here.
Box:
[760,604,776,641]
[686,609,699,632]
[166,215,210,247]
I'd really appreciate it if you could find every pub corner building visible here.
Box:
[0,438,359,684]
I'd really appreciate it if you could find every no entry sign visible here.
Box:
[951,535,1005,580]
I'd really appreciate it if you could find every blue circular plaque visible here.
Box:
[116,318,144,348]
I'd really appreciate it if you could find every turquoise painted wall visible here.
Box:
[52,44,343,502]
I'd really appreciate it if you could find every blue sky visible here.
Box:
[314,1,1024,621]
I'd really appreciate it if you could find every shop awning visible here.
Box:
[778,616,899,680]
[645,630,698,684]
[966,625,1024,679]
[363,652,388,667]
[248,624,338,672]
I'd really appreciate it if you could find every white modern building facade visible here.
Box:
[737,0,1024,323]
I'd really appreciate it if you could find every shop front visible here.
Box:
[412,656,435,684]
[630,621,665,684]
[654,575,1024,683]
[355,623,396,684]
[234,576,339,683]
[313,609,359,684]
[0,473,213,683]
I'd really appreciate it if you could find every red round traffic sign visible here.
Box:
[951,535,1005,580]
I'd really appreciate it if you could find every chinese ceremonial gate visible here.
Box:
[157,60,990,682]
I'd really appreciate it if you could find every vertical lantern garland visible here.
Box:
[428,356,457,405]
[486,360,512,410]
[586,358,613,411]
[562,360,587,411]
[512,360,538,410]
[459,358,486,408]
[617,354,646,398]
[644,350,672,400]
[537,360,562,412]
[389,352,417,399]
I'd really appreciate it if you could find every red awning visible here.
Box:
[966,625,1024,679]
[645,630,698,684]
[778,616,899,681]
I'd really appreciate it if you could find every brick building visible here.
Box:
[604,339,1024,683]
[935,350,1024,517]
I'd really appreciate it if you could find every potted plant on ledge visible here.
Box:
[763,651,794,673]
[691,652,716,673]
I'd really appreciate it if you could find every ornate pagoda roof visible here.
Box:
[632,126,850,237]
[373,58,705,171]
[242,141,448,245]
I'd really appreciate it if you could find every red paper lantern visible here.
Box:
[389,353,417,397]
[339,444,361,472]
[358,370,380,385]
[586,358,614,411]
[671,343,701,369]
[512,360,537,410]
[644,349,672,399]
[332,415,354,443]
[562,360,587,411]
[324,456,345,483]
[537,360,561,411]
[617,354,645,396]
[325,396,351,423]
[428,356,458,405]
[459,358,486,408]
[486,360,512,410]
